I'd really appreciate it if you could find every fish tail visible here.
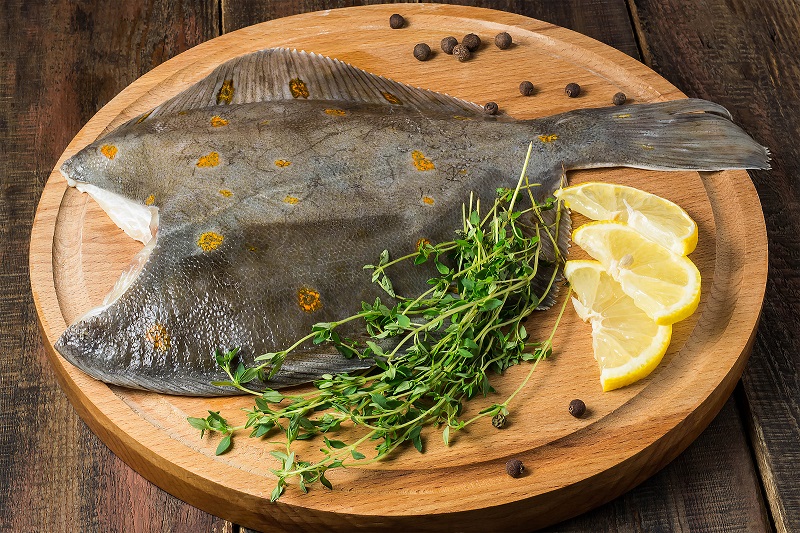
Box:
[535,98,770,172]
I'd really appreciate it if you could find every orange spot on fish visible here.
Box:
[412,150,435,171]
[101,145,118,160]
[325,108,346,116]
[382,91,402,105]
[275,160,291,168]
[211,116,229,127]
[217,79,234,104]
[290,78,310,99]
[422,196,435,206]
[247,244,258,252]
[283,196,300,204]
[641,144,655,150]
[219,189,233,197]
[145,324,171,352]
[145,194,155,206]
[197,152,220,167]
[416,238,431,250]
[538,134,559,143]
[198,231,224,252]
[298,287,322,313]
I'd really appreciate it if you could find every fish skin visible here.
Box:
[54,49,769,396]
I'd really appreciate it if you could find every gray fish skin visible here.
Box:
[54,49,769,396]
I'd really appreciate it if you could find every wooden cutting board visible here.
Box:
[29,4,768,531]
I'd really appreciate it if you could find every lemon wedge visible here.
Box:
[555,182,698,255]
[572,221,701,325]
[565,260,672,391]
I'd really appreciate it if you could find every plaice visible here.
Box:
[54,48,769,396]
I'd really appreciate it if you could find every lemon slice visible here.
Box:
[565,260,672,391]
[555,182,698,255]
[572,221,701,325]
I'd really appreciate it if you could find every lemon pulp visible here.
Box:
[565,260,672,391]
[556,182,698,255]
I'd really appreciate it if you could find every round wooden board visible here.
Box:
[29,4,768,532]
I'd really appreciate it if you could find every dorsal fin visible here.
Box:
[137,48,485,121]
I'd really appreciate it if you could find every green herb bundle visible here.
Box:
[188,145,568,501]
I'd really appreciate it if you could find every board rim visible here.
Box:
[28,4,768,531]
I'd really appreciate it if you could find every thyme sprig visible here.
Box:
[188,145,568,501]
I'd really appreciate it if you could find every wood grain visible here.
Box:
[0,1,229,531]
[27,4,768,532]
[629,1,800,531]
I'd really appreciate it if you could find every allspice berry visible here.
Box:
[441,36,458,55]
[506,458,525,478]
[519,80,534,96]
[484,101,499,115]
[569,399,586,418]
[462,33,481,51]
[495,32,512,49]
[491,413,506,427]
[565,82,581,98]
[413,43,431,61]
[453,44,471,62]
[389,13,405,29]
[613,92,627,105]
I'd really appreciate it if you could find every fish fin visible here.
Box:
[131,48,485,123]
[267,348,374,389]
[535,98,770,172]
[56,333,372,396]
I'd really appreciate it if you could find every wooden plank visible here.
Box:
[628,1,800,531]
[0,1,228,531]
[221,0,640,59]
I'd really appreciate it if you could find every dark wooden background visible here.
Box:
[1,1,797,531]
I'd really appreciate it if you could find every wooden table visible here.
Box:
[1,1,796,531]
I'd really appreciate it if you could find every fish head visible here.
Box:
[61,128,156,193]
[61,129,161,245]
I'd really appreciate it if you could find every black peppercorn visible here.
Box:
[441,36,458,55]
[613,92,627,105]
[389,13,405,29]
[569,399,586,418]
[495,32,512,49]
[506,458,524,478]
[484,101,499,115]
[491,413,506,427]
[565,82,581,98]
[462,33,481,51]
[413,43,431,61]
[519,80,534,96]
[452,44,471,62]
